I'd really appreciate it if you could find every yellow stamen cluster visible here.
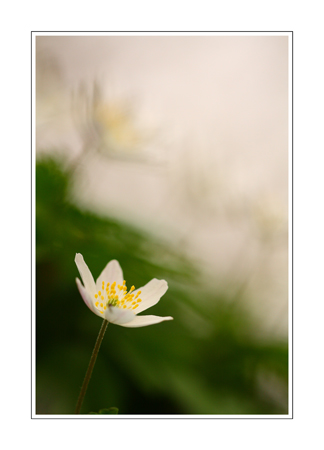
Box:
[94,279,142,313]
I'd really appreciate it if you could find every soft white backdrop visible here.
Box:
[36,34,289,338]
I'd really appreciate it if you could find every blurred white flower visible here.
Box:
[251,195,287,242]
[94,101,145,155]
[71,82,151,160]
[75,253,173,327]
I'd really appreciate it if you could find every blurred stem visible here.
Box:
[75,319,109,414]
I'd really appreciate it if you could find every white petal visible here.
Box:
[104,305,135,324]
[132,279,168,314]
[76,278,102,318]
[75,254,96,296]
[96,260,124,290]
[119,315,173,328]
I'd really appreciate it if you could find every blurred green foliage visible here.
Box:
[89,407,119,414]
[36,156,288,415]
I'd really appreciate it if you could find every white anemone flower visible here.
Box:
[75,253,173,327]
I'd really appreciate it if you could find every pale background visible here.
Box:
[36,34,289,339]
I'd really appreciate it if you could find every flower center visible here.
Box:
[94,280,142,314]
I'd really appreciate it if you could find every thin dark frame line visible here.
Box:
[31,30,293,420]
[31,29,33,422]
[291,30,294,419]
[31,30,293,31]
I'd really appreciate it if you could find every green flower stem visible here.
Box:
[75,319,109,414]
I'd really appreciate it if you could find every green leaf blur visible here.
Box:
[36,157,288,415]
[89,407,119,414]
